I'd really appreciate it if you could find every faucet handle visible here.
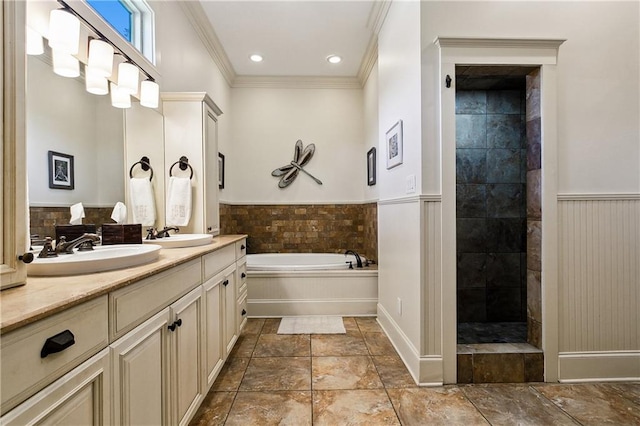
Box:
[146,228,157,240]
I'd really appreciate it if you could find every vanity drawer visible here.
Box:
[0,296,108,414]
[235,239,247,260]
[203,244,235,281]
[110,258,201,340]
[237,294,248,333]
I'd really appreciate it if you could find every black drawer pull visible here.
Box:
[241,272,246,279]
[241,309,247,316]
[168,318,183,331]
[41,330,75,358]
[223,279,229,286]
[240,244,246,251]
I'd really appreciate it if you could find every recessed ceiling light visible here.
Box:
[250,54,263,62]
[327,55,342,64]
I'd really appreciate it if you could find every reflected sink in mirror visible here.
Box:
[27,244,162,276]
[142,234,213,249]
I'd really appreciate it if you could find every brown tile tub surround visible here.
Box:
[220,203,378,261]
[29,206,114,240]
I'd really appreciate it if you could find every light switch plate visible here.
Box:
[406,174,416,193]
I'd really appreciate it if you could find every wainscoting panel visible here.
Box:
[423,200,442,355]
[558,197,640,354]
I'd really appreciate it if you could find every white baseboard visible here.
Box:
[558,351,640,382]
[377,304,443,386]
[247,299,377,317]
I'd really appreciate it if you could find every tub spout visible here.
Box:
[344,250,363,268]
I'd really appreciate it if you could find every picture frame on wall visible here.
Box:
[367,147,376,186]
[48,151,74,190]
[218,152,225,189]
[385,120,403,169]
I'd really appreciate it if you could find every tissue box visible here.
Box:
[55,224,97,244]
[102,224,142,245]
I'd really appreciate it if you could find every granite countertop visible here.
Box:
[0,235,247,335]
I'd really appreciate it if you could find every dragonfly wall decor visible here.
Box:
[271,140,323,188]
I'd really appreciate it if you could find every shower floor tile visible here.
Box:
[457,321,527,344]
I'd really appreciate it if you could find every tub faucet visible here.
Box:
[157,226,179,238]
[55,233,100,254]
[344,250,363,268]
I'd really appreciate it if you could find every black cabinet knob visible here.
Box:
[223,279,229,286]
[241,309,247,316]
[241,272,246,279]
[41,330,75,358]
[168,318,183,332]
[19,252,34,264]
[175,318,183,327]
[240,244,246,251]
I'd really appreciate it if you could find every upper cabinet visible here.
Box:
[162,93,222,235]
[1,1,28,289]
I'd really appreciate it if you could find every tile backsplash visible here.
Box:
[220,203,377,261]
[29,207,114,240]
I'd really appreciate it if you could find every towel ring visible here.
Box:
[169,156,194,179]
[129,156,154,181]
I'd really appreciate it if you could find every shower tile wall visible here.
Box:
[456,89,527,323]
[220,203,377,261]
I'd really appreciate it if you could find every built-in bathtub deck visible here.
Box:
[247,267,378,317]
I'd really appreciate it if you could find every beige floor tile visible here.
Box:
[313,389,399,425]
[189,391,235,426]
[373,355,417,389]
[261,318,282,334]
[387,387,489,426]
[363,332,397,355]
[355,316,383,333]
[228,334,257,358]
[253,334,310,357]
[312,356,382,390]
[240,318,265,335]
[240,357,311,391]
[211,358,249,392]
[341,317,362,336]
[311,334,369,356]
[462,384,578,425]
[599,382,640,405]
[225,391,312,426]
[534,383,640,425]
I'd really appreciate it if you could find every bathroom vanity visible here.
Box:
[0,235,247,425]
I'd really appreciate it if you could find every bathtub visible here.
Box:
[246,253,365,271]
[246,253,378,317]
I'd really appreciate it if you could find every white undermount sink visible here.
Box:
[142,234,213,248]
[27,244,162,276]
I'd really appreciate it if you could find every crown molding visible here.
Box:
[179,1,236,86]
[232,76,362,90]
[357,0,390,86]
[434,37,566,49]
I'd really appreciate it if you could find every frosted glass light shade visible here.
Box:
[117,62,139,95]
[88,39,114,77]
[26,27,44,55]
[52,50,80,78]
[48,9,80,55]
[140,80,159,108]
[85,67,108,95]
[110,82,131,108]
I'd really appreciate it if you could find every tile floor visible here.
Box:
[190,317,640,425]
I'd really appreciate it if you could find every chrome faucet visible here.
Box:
[344,250,363,268]
[55,233,101,254]
[156,227,179,238]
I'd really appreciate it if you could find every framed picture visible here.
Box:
[218,152,225,189]
[385,120,403,169]
[367,147,376,186]
[48,151,74,190]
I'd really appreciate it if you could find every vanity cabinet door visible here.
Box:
[1,348,111,425]
[202,269,227,391]
[110,308,171,426]
[169,287,204,426]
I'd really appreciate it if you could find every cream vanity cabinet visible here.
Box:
[110,259,204,426]
[162,93,222,236]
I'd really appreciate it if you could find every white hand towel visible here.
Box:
[166,176,192,227]
[130,178,156,226]
[70,202,85,225]
[110,202,127,224]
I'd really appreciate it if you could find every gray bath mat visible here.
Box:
[277,316,346,334]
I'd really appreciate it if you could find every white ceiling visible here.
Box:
[198,1,379,78]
